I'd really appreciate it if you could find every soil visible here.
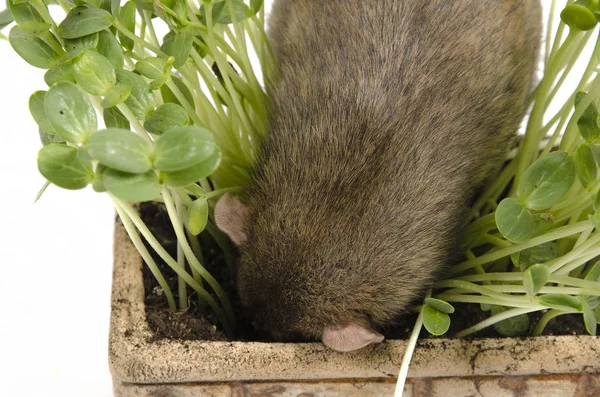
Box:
[139,202,587,343]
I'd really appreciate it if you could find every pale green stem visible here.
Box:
[113,19,166,56]
[560,75,600,152]
[479,285,600,295]
[113,202,177,310]
[161,187,236,327]
[116,103,154,143]
[555,248,600,276]
[533,310,565,336]
[113,197,233,335]
[548,232,600,273]
[544,0,557,66]
[455,308,538,338]
[175,196,188,310]
[512,31,578,194]
[205,3,257,146]
[433,294,545,310]
[453,273,600,289]
[394,299,425,397]
[451,221,594,274]
[142,10,160,48]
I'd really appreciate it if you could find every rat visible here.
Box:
[215,0,541,352]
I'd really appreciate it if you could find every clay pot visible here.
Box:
[109,221,600,396]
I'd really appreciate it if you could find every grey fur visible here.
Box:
[234,0,542,341]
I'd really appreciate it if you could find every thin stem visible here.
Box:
[161,187,236,328]
[113,19,166,56]
[544,0,557,66]
[113,202,177,310]
[394,304,424,397]
[455,308,538,338]
[113,196,233,336]
[512,30,578,194]
[450,221,594,274]
[433,294,544,309]
[175,196,188,310]
[116,103,153,143]
[548,232,600,273]
[533,310,565,336]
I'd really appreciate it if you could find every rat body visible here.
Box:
[216,0,541,351]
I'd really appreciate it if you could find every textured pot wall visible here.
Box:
[109,221,600,395]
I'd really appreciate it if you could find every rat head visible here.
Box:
[214,193,385,352]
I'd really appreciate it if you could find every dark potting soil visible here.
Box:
[138,202,587,343]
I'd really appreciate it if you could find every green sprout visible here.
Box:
[396,1,600,393]
[0,0,275,338]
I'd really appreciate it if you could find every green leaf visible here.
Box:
[143,103,189,135]
[103,107,130,129]
[44,63,76,85]
[96,29,124,69]
[517,151,576,210]
[92,164,106,192]
[218,0,252,23]
[63,32,99,53]
[588,143,600,167]
[154,126,217,171]
[132,0,153,12]
[0,8,15,30]
[72,50,116,95]
[56,45,89,66]
[103,168,160,202]
[160,75,194,107]
[116,69,156,120]
[186,197,209,235]
[421,304,450,336]
[101,80,131,108]
[45,82,97,143]
[250,0,263,12]
[531,213,555,238]
[8,0,43,24]
[424,298,455,314]
[581,298,597,335]
[536,294,583,312]
[511,241,558,271]
[39,128,65,146]
[574,143,598,188]
[29,91,57,135]
[523,264,549,298]
[135,57,166,80]
[590,212,600,230]
[9,22,63,69]
[490,306,529,337]
[594,305,600,325]
[495,198,535,244]
[585,260,600,282]
[561,4,598,31]
[160,30,175,55]
[575,92,600,142]
[154,0,187,27]
[58,7,113,39]
[37,144,93,189]
[201,0,251,25]
[118,1,136,52]
[86,128,152,173]
[161,148,221,186]
[172,26,193,68]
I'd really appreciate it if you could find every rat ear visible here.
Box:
[322,324,384,352]
[214,193,248,246]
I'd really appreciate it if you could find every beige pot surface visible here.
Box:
[108,221,600,396]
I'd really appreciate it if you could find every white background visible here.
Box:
[0,2,575,396]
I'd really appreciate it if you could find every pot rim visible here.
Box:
[108,220,600,384]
